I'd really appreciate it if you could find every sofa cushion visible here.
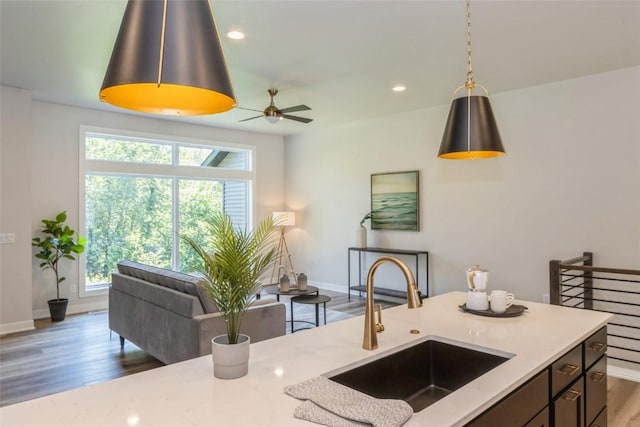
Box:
[117,260,218,314]
[111,273,205,318]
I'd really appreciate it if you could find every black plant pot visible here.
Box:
[48,298,69,322]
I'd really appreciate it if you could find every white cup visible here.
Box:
[467,290,489,311]
[490,290,514,314]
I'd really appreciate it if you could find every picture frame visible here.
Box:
[370,170,419,231]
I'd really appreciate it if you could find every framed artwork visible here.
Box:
[370,170,419,231]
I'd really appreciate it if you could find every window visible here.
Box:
[79,127,255,296]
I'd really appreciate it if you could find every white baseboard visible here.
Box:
[33,300,109,320]
[311,280,345,294]
[0,319,35,336]
[608,364,640,383]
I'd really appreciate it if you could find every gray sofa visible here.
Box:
[109,260,286,364]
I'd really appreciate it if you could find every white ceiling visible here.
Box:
[2,0,639,137]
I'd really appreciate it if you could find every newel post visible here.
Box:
[549,260,561,306]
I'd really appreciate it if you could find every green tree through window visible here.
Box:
[81,129,252,292]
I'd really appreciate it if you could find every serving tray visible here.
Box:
[458,303,528,318]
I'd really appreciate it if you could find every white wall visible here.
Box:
[2,66,638,332]
[285,66,640,303]
[1,94,285,331]
[0,87,35,334]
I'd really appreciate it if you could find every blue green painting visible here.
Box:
[371,171,419,230]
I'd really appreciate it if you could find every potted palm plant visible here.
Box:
[32,211,86,322]
[182,212,278,379]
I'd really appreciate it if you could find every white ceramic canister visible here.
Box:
[467,264,489,291]
[297,273,308,291]
[279,274,290,292]
[467,290,489,311]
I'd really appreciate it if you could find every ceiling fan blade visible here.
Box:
[279,105,311,114]
[239,115,264,122]
[235,106,264,113]
[282,114,313,124]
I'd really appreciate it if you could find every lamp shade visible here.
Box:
[438,95,505,159]
[272,212,295,227]
[99,0,236,115]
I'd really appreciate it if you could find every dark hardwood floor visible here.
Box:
[0,289,394,407]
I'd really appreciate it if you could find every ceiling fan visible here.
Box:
[237,89,313,124]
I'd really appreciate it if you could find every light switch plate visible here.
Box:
[0,233,16,244]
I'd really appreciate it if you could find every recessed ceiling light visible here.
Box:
[392,85,406,92]
[226,31,245,40]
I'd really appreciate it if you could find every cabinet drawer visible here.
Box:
[585,326,607,370]
[552,344,583,397]
[466,370,549,427]
[553,377,584,427]
[589,406,607,427]
[586,356,607,426]
[524,407,549,427]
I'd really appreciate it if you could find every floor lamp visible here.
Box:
[271,212,296,286]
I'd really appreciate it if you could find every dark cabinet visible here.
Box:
[584,327,607,370]
[551,326,608,427]
[585,338,607,426]
[551,343,585,427]
[466,370,548,427]
[466,326,608,427]
[553,377,585,427]
[525,408,550,427]
[551,344,583,397]
[589,407,607,427]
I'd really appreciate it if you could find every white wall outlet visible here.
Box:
[71,283,78,293]
[0,233,16,244]
[542,293,550,304]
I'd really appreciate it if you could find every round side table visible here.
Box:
[263,285,319,302]
[290,294,332,333]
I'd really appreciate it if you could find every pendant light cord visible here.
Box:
[466,0,473,152]
[157,0,169,87]
[465,0,475,90]
[450,0,488,99]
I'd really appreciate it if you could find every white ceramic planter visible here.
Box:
[211,334,250,379]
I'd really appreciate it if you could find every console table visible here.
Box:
[347,247,429,300]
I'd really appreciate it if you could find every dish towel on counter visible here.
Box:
[284,376,413,427]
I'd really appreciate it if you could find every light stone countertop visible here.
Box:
[0,291,611,427]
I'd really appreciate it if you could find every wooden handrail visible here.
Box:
[558,264,640,276]
[559,255,591,266]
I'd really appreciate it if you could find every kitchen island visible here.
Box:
[0,292,610,426]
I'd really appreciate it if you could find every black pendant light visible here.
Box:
[99,0,236,116]
[438,0,505,159]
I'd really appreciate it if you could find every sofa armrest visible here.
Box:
[194,301,286,357]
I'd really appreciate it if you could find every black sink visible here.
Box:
[328,339,510,412]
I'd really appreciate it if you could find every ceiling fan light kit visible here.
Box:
[99,0,236,116]
[265,113,282,124]
[439,0,505,160]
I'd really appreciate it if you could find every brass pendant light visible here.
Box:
[438,0,505,159]
[99,0,236,116]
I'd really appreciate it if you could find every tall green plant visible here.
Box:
[182,213,278,344]
[32,211,86,300]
